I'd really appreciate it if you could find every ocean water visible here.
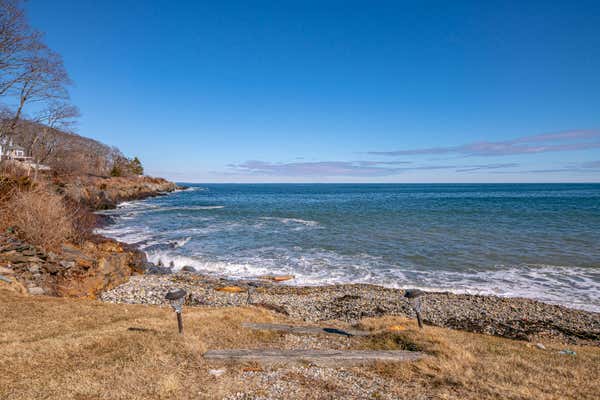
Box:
[97,183,600,312]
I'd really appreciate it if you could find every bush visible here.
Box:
[0,187,74,250]
[109,156,144,177]
[63,197,98,244]
[109,164,123,177]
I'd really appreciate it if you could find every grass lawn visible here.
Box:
[1,288,599,399]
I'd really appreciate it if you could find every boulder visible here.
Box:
[28,264,40,274]
[59,260,76,269]
[54,240,146,298]
[28,286,45,295]
[1,234,147,299]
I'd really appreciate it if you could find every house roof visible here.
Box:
[7,144,24,151]
[0,139,25,152]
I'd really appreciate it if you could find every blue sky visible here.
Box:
[27,0,600,182]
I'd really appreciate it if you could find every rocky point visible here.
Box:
[0,234,147,298]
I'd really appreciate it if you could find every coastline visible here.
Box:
[95,189,600,345]
[0,175,181,298]
[100,271,600,346]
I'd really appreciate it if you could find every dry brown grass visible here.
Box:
[1,289,598,400]
[0,162,35,203]
[0,186,74,250]
[358,316,600,399]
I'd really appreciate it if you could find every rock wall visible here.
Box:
[0,235,147,298]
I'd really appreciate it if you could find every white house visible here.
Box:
[0,139,31,162]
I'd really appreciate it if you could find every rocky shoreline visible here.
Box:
[100,272,600,346]
[0,175,179,298]
[3,178,598,348]
[59,175,180,210]
[0,233,147,298]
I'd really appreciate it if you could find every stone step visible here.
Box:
[203,349,424,366]
[242,322,372,337]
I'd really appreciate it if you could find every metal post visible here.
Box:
[404,289,425,330]
[166,289,187,335]
[414,297,423,329]
[176,312,183,334]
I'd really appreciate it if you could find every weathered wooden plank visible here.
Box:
[203,349,424,366]
[242,322,371,337]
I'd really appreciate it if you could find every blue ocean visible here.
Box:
[98,183,600,312]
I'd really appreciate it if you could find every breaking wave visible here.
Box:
[97,183,600,313]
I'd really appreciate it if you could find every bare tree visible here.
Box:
[0,1,135,179]
[25,101,79,165]
[0,0,71,139]
[9,48,71,129]
[0,0,39,96]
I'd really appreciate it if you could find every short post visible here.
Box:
[246,282,260,305]
[176,312,183,334]
[165,289,187,334]
[403,289,425,329]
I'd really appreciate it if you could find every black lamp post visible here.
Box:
[165,289,187,334]
[404,289,425,329]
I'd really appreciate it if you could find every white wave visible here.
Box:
[174,186,205,192]
[95,225,155,244]
[144,245,600,312]
[156,205,224,211]
[411,265,600,312]
[171,236,191,248]
[110,205,224,215]
[146,251,276,277]
[261,217,320,228]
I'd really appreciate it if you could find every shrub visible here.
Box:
[109,156,144,177]
[130,157,143,175]
[109,164,123,177]
[0,187,74,250]
[63,197,98,244]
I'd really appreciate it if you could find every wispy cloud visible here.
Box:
[490,160,600,174]
[228,160,404,177]
[582,160,600,169]
[368,130,600,157]
[455,163,519,172]
[228,160,518,177]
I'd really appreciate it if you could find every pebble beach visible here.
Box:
[101,272,600,346]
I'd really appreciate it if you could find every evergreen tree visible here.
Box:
[130,157,143,175]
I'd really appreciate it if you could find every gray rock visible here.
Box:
[181,266,196,273]
[28,264,40,273]
[0,266,14,275]
[28,286,45,295]
[558,349,576,356]
[43,263,60,274]
[59,260,76,269]
[208,368,226,377]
